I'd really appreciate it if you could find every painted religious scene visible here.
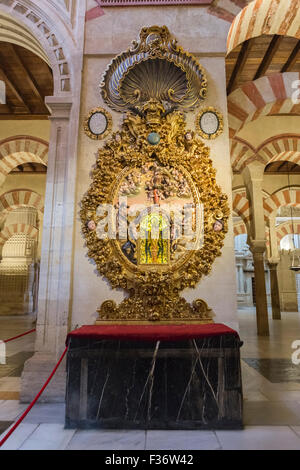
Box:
[113,162,203,267]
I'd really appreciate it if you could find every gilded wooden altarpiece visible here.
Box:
[81,26,230,324]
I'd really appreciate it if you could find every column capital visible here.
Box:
[242,160,265,186]
[249,239,266,255]
[45,96,73,120]
[267,259,280,268]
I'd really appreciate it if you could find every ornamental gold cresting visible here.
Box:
[81,26,229,325]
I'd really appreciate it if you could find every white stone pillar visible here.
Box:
[20,99,77,402]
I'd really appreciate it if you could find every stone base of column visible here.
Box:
[20,352,66,403]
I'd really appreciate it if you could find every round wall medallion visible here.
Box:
[84,107,112,140]
[196,107,223,140]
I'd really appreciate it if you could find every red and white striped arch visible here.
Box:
[0,224,39,246]
[228,73,300,140]
[259,135,300,165]
[227,0,300,53]
[232,189,251,227]
[231,138,257,171]
[233,220,248,237]
[275,221,300,245]
[263,187,300,221]
[0,136,48,187]
[232,134,300,170]
[0,190,44,220]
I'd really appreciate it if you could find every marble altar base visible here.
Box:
[65,333,243,430]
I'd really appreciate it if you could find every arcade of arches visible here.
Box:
[0,0,299,410]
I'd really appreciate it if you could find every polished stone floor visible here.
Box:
[1,310,300,450]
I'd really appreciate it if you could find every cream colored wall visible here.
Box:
[71,7,238,330]
[0,120,50,141]
[236,116,300,148]
[233,174,300,195]
[0,173,47,195]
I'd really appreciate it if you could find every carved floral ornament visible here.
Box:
[81,27,229,324]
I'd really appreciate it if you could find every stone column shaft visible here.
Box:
[251,247,269,336]
[268,263,281,320]
[243,162,269,336]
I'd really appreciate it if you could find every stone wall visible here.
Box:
[72,5,238,331]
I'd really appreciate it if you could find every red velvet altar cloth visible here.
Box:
[66,323,239,345]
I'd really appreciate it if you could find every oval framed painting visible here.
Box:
[196,107,223,140]
[84,107,112,140]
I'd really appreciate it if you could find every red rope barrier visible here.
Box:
[3,329,36,343]
[0,346,68,448]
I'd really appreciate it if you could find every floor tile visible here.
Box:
[0,400,27,421]
[19,424,76,450]
[216,426,300,450]
[66,430,146,450]
[0,421,13,434]
[244,401,300,426]
[291,426,300,438]
[145,430,220,450]
[243,391,269,401]
[0,392,20,400]
[243,358,300,383]
[22,404,66,424]
[0,423,39,450]
[259,390,300,401]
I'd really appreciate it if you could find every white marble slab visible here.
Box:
[0,400,27,421]
[216,426,300,450]
[0,423,39,450]
[19,424,76,450]
[244,401,300,426]
[145,430,221,450]
[66,430,146,450]
[22,404,66,424]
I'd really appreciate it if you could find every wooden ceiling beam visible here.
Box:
[291,163,299,172]
[0,103,13,113]
[0,66,31,113]
[28,163,36,172]
[8,44,47,111]
[0,114,49,120]
[277,161,287,172]
[281,40,300,73]
[227,40,253,95]
[253,35,282,81]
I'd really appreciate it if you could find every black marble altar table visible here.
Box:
[65,324,243,430]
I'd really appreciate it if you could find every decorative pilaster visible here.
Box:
[35,97,73,356]
[20,98,79,403]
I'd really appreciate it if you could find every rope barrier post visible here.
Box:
[0,346,68,448]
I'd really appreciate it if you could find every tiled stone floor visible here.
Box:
[1,311,300,450]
